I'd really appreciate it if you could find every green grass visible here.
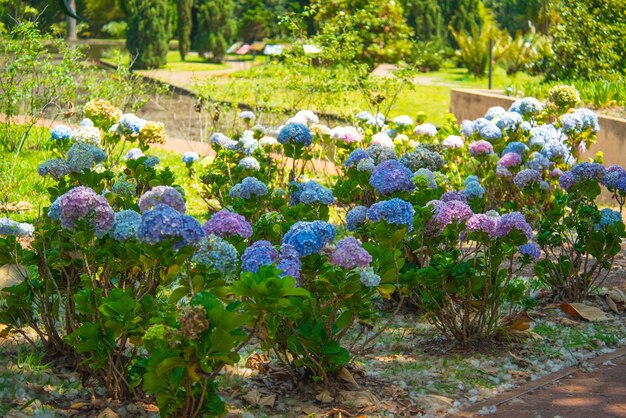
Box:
[101,49,229,72]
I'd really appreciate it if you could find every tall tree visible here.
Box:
[442,0,482,46]
[176,0,192,60]
[194,0,237,63]
[401,0,444,42]
[125,0,170,69]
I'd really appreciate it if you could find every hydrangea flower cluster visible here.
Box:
[413,123,437,137]
[277,244,302,279]
[290,180,335,206]
[414,168,438,190]
[111,179,136,197]
[331,126,362,143]
[344,149,370,168]
[211,133,238,150]
[357,267,381,287]
[485,106,507,121]
[400,145,444,171]
[50,125,73,141]
[527,152,551,172]
[442,135,464,149]
[283,221,336,257]
[294,110,319,125]
[238,133,259,155]
[137,204,203,247]
[138,186,186,213]
[67,143,107,172]
[478,123,502,141]
[498,152,522,168]
[356,158,375,172]
[602,165,626,192]
[460,120,476,136]
[496,112,523,131]
[518,242,541,260]
[463,176,485,199]
[124,148,144,160]
[393,115,413,126]
[441,191,468,203]
[58,186,115,237]
[356,111,385,127]
[559,162,607,191]
[469,140,494,156]
[514,169,542,190]
[229,177,268,199]
[0,218,35,237]
[72,126,102,145]
[369,160,415,195]
[367,198,415,231]
[182,151,199,164]
[346,206,368,232]
[574,108,599,132]
[560,113,583,133]
[492,212,533,239]
[366,145,398,164]
[466,213,498,236]
[238,156,261,171]
[241,240,279,272]
[371,132,394,148]
[38,158,71,180]
[329,237,372,269]
[509,97,543,116]
[530,124,560,148]
[119,113,148,134]
[192,235,239,275]
[203,211,253,239]
[596,208,622,229]
[277,122,313,147]
[110,210,142,241]
[427,199,473,233]
[84,98,123,128]
[239,110,256,121]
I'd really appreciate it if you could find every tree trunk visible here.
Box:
[66,0,77,41]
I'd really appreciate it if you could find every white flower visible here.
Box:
[371,131,394,148]
[393,115,413,126]
[413,123,437,137]
[295,110,319,124]
[72,126,102,145]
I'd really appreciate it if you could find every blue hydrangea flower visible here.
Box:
[277,123,313,147]
[182,151,199,163]
[238,134,259,155]
[527,152,551,171]
[530,124,561,148]
[50,125,73,141]
[110,210,142,241]
[464,175,480,186]
[139,186,186,213]
[192,234,239,275]
[290,180,334,205]
[0,218,34,237]
[370,160,415,195]
[282,221,336,257]
[573,108,599,132]
[356,158,376,172]
[38,158,71,180]
[561,113,583,133]
[463,180,485,199]
[460,120,475,136]
[414,168,438,189]
[541,138,570,161]
[48,196,62,220]
[400,145,444,171]
[514,169,542,190]
[496,112,523,131]
[277,244,301,280]
[596,208,622,229]
[79,118,94,127]
[367,198,415,231]
[357,267,381,287]
[484,106,507,121]
[518,243,541,260]
[119,113,147,134]
[229,177,268,199]
[210,133,238,150]
[137,204,203,247]
[478,123,502,141]
[241,240,279,272]
[67,143,107,172]
[509,97,543,116]
[560,163,607,191]
[144,156,160,167]
[346,206,368,232]
[238,156,260,171]
[502,142,529,157]
[602,165,626,192]
[344,149,370,167]
[366,145,398,164]
[520,121,532,132]
[125,148,144,160]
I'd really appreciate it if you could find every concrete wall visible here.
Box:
[450,89,626,168]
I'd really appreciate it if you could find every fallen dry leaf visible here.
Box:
[608,288,626,303]
[0,201,34,213]
[607,296,620,313]
[560,303,610,322]
[301,405,325,415]
[246,352,270,372]
[98,407,120,418]
[69,401,92,410]
[241,389,276,408]
[337,367,360,389]
[412,394,454,413]
[316,390,334,404]
[338,390,378,409]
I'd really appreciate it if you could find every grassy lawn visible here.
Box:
[101,49,229,72]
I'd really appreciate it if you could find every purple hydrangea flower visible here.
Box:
[277,243,301,280]
[282,221,336,257]
[346,206,368,232]
[229,177,268,199]
[290,180,335,205]
[369,160,415,195]
[493,212,533,239]
[137,204,203,246]
[558,171,577,190]
[277,122,313,146]
[514,169,542,190]
[203,211,253,239]
[427,200,473,233]
[58,186,115,237]
[441,191,467,203]
[602,165,626,192]
[330,237,372,269]
[550,168,563,178]
[519,242,541,260]
[498,152,522,168]
[50,125,73,141]
[469,140,494,156]
[125,148,144,160]
[496,166,513,178]
[110,210,142,241]
[344,149,370,167]
[367,198,415,231]
[241,240,279,272]
[138,186,186,213]
[192,235,239,275]
[560,162,607,190]
[466,214,498,236]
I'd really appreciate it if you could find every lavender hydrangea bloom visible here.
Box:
[229,177,268,199]
[366,145,398,164]
[496,166,512,178]
[541,138,570,161]
[573,108,599,132]
[238,156,261,171]
[469,140,494,156]
[277,243,301,280]
[182,151,199,163]
[367,198,415,231]
[561,113,583,133]
[241,240,280,272]
[559,163,607,190]
[478,124,502,141]
[428,200,473,233]
[110,210,142,241]
[203,211,253,238]
[460,120,475,136]
[400,145,444,171]
[119,113,147,134]
[514,169,542,190]
[519,242,541,260]
[466,214,498,235]
[192,235,239,275]
[282,221,336,257]
[138,186,186,213]
[50,125,73,141]
[58,186,115,237]
[330,237,372,269]
[125,148,144,160]
[277,122,313,146]
[38,158,71,180]
[441,191,467,203]
[558,171,577,190]
[346,206,368,232]
[485,106,507,121]
[498,152,522,168]
[502,142,529,157]
[509,97,543,116]
[370,160,415,195]
[68,143,106,171]
[239,110,256,120]
[527,152,551,171]
[290,180,335,205]
[0,218,35,237]
[357,267,381,287]
[414,168,438,189]
[602,165,626,192]
[413,123,437,137]
[137,204,203,246]
[210,133,238,150]
[493,212,533,239]
[496,112,523,131]
[442,135,464,149]
[344,149,370,167]
[550,168,563,178]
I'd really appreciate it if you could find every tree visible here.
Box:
[401,0,444,43]
[125,0,170,69]
[442,0,482,45]
[176,0,192,60]
[194,0,237,63]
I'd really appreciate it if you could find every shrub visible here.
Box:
[125,0,170,69]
